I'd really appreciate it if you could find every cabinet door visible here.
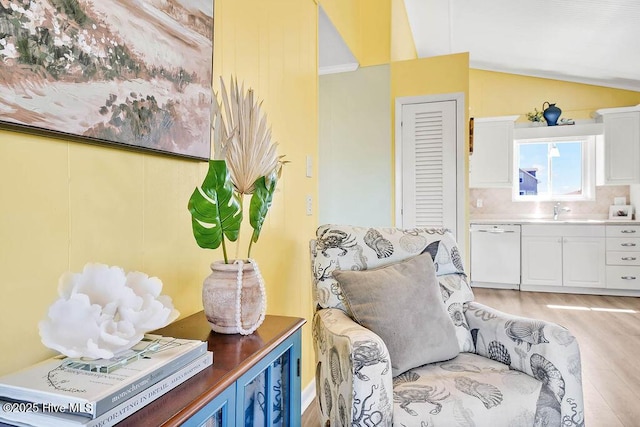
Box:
[239,353,291,427]
[183,384,236,427]
[521,236,563,286]
[236,330,301,427]
[563,237,605,288]
[469,116,518,188]
[602,111,640,184]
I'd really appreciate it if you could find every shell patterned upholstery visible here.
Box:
[311,224,475,353]
[310,225,584,427]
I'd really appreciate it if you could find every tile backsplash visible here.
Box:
[469,186,630,220]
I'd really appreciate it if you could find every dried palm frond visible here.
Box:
[211,76,283,195]
[210,90,231,161]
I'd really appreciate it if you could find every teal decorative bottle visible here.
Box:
[542,102,561,126]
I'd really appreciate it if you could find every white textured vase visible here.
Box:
[202,259,266,335]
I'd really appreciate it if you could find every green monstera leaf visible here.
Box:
[188,160,242,262]
[248,173,277,257]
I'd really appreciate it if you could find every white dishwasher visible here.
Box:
[470,224,521,289]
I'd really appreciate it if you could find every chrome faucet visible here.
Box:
[553,203,571,220]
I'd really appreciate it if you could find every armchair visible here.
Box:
[311,225,584,426]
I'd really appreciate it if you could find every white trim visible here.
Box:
[513,122,603,139]
[319,63,359,75]
[595,104,640,116]
[475,115,520,123]
[394,92,467,258]
[471,282,519,290]
[301,378,316,414]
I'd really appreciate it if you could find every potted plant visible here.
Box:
[188,76,285,335]
[526,108,545,125]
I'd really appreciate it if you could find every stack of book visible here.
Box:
[0,335,212,427]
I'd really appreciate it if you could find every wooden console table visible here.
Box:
[117,312,305,426]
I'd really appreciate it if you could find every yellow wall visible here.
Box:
[392,53,470,100]
[470,69,640,120]
[0,0,319,393]
[320,0,391,66]
[360,1,392,66]
[0,133,212,375]
[391,0,417,62]
[213,0,318,388]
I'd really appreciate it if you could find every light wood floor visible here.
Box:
[302,288,640,426]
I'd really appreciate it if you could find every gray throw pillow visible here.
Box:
[333,252,459,377]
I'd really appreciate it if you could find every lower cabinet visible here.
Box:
[521,235,563,286]
[120,314,305,427]
[563,237,606,288]
[605,224,640,290]
[521,225,605,288]
[478,222,640,293]
[184,329,301,427]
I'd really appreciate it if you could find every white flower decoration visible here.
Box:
[39,263,179,359]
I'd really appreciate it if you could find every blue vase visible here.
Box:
[543,102,561,126]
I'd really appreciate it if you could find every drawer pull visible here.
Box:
[621,243,637,247]
[621,230,637,233]
[621,257,637,261]
[477,229,515,233]
[621,276,637,280]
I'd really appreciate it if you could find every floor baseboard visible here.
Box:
[301,378,316,414]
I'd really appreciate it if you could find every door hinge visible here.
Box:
[297,358,301,377]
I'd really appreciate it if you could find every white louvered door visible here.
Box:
[400,100,458,235]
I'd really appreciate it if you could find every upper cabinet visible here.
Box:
[469,115,519,188]
[470,106,639,190]
[595,105,640,185]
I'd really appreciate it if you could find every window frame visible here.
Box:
[512,135,596,202]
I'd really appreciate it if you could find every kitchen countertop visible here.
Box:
[470,218,639,225]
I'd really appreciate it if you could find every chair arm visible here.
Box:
[313,308,393,426]
[466,301,584,426]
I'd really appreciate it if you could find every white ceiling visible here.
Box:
[320,0,640,92]
[318,6,358,75]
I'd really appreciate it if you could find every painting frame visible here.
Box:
[0,0,214,161]
[609,205,634,220]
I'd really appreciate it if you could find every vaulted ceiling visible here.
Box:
[320,0,640,92]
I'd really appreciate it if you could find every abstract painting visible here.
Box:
[0,0,213,160]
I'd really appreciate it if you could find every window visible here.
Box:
[513,136,596,201]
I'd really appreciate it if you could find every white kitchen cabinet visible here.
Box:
[605,224,640,290]
[521,225,605,288]
[521,236,563,286]
[563,237,606,288]
[595,106,640,185]
[469,115,519,188]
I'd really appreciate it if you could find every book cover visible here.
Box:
[0,351,213,427]
[0,335,207,418]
